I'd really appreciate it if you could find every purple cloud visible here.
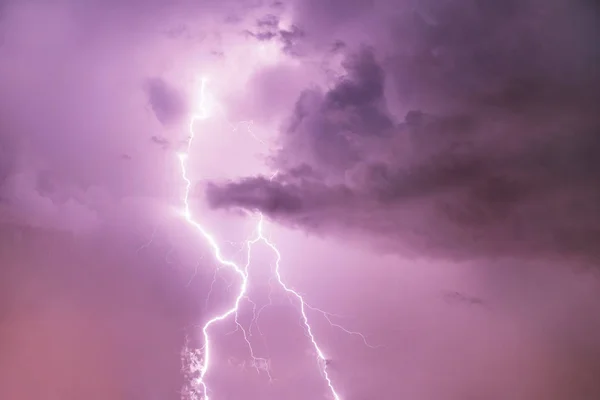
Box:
[206,1,600,261]
[2,1,600,400]
[145,77,187,126]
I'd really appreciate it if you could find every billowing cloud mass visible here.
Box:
[2,1,600,400]
[207,0,600,261]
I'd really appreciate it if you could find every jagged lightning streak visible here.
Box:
[252,214,341,400]
[177,77,253,400]
[177,76,375,400]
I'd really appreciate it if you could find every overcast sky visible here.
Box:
[1,1,600,399]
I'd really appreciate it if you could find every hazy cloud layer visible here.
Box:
[0,225,203,400]
[2,1,600,400]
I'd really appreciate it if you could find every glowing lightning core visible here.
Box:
[177,77,372,400]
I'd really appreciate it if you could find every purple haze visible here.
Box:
[1,1,600,400]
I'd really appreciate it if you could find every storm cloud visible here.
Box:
[206,0,600,261]
[145,77,187,126]
[2,1,600,400]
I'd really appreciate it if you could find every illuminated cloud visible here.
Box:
[2,1,600,400]
[206,0,600,261]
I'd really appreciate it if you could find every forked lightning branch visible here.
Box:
[176,77,375,400]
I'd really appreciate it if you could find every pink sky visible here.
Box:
[1,1,600,399]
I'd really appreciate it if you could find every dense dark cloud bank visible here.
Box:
[207,0,600,262]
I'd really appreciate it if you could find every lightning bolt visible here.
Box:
[177,77,376,400]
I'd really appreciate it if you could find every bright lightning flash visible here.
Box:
[177,77,374,400]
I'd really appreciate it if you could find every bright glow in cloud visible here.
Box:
[176,77,378,400]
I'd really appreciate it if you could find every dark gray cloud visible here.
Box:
[145,77,187,126]
[242,12,306,56]
[0,134,14,190]
[206,0,600,261]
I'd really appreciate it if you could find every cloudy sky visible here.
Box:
[1,0,600,399]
